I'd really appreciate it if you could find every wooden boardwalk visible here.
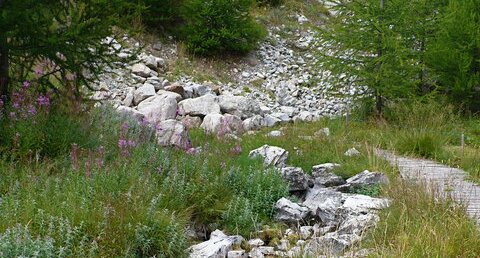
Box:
[376,149,480,226]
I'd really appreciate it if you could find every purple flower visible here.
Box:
[35,65,44,77]
[118,139,128,148]
[230,144,242,155]
[121,123,129,130]
[37,95,50,107]
[27,105,37,115]
[127,140,136,147]
[22,81,30,88]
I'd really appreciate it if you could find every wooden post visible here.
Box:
[461,133,465,156]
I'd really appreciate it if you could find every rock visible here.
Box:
[313,224,335,237]
[337,170,389,192]
[123,88,134,107]
[157,90,183,102]
[185,83,214,98]
[344,148,360,157]
[277,239,289,251]
[165,83,186,99]
[312,163,345,187]
[266,130,283,137]
[274,197,309,223]
[155,120,191,149]
[280,106,297,117]
[299,226,313,240]
[293,111,315,122]
[227,250,247,258]
[182,116,203,129]
[337,213,379,235]
[248,239,264,248]
[133,83,156,105]
[142,54,163,70]
[305,233,361,256]
[281,167,309,192]
[341,194,390,214]
[249,246,275,258]
[271,112,290,122]
[201,114,244,136]
[178,94,220,117]
[116,106,144,121]
[137,95,177,124]
[248,145,288,168]
[314,128,330,137]
[188,230,243,258]
[303,186,343,226]
[242,115,266,131]
[263,114,282,127]
[218,95,262,119]
[131,63,151,78]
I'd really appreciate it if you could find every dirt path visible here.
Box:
[376,149,480,226]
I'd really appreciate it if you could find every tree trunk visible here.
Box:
[0,35,9,100]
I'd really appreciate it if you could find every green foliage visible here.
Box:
[0,226,55,258]
[427,0,480,112]
[180,0,266,55]
[351,184,381,197]
[140,0,183,31]
[222,196,259,237]
[256,0,282,6]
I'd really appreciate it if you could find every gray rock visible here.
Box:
[293,111,315,122]
[337,213,379,235]
[131,63,151,78]
[337,170,389,192]
[266,130,283,137]
[281,167,309,192]
[344,148,360,157]
[122,88,134,107]
[201,114,244,136]
[277,239,289,251]
[164,83,186,99]
[341,194,390,214]
[133,83,156,105]
[188,230,243,258]
[263,114,282,127]
[182,116,203,129]
[137,95,177,124]
[227,250,247,258]
[247,238,264,248]
[116,106,144,121]
[248,145,288,168]
[274,197,309,223]
[157,90,183,102]
[314,128,331,137]
[243,115,266,131]
[178,94,220,117]
[305,233,361,256]
[218,95,262,119]
[155,120,191,149]
[312,163,345,187]
[249,246,275,258]
[271,112,291,122]
[299,226,313,240]
[303,186,343,226]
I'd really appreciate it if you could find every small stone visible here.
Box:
[248,238,264,248]
[131,63,151,78]
[344,147,361,157]
[227,250,247,258]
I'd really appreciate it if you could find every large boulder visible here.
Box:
[281,167,310,192]
[218,95,261,119]
[303,186,343,226]
[304,233,361,256]
[248,145,288,168]
[188,230,243,258]
[178,94,220,117]
[201,114,244,136]
[133,83,156,105]
[116,106,144,121]
[137,95,177,124]
[155,120,191,149]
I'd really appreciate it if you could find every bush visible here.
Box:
[140,0,183,32]
[0,226,55,258]
[181,0,266,55]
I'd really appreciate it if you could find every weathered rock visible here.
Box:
[303,187,343,226]
[337,213,379,235]
[165,83,186,98]
[201,114,244,136]
[344,148,360,157]
[116,106,144,121]
[299,226,313,240]
[281,167,309,192]
[277,239,290,251]
[122,88,134,107]
[178,94,220,117]
[218,95,262,119]
[182,116,203,129]
[157,90,183,102]
[336,170,389,192]
[341,194,390,214]
[137,95,177,124]
[271,112,290,122]
[131,63,152,78]
[142,54,163,70]
[305,233,361,256]
[266,130,283,137]
[242,115,265,131]
[248,145,288,168]
[314,128,331,137]
[293,111,316,122]
[227,250,247,258]
[312,163,345,187]
[274,197,309,223]
[188,230,243,258]
[247,238,264,248]
[249,246,275,258]
[134,83,156,105]
[263,114,282,127]
[155,120,191,149]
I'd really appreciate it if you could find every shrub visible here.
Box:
[181,0,266,55]
[222,196,259,237]
[140,0,183,32]
[0,226,55,258]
